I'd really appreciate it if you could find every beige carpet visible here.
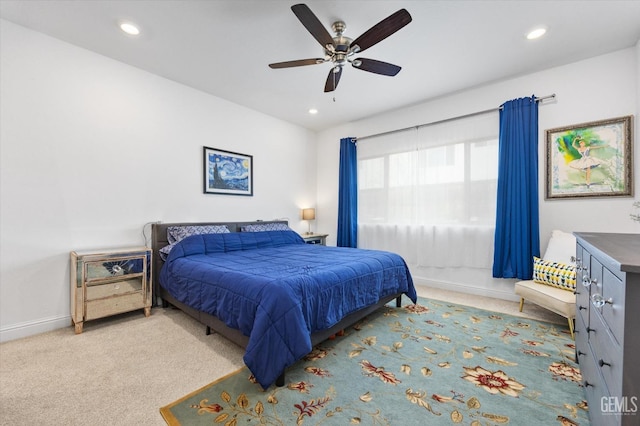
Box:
[0,286,564,426]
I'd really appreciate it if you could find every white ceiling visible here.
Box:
[2,1,640,132]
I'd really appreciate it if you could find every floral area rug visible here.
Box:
[160,297,589,425]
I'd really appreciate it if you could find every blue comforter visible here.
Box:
[159,230,416,388]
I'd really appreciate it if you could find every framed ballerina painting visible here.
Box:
[546,115,633,199]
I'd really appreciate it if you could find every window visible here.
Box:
[356,110,500,288]
[358,112,499,227]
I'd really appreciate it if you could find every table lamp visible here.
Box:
[302,208,315,235]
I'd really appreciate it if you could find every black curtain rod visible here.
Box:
[356,93,556,142]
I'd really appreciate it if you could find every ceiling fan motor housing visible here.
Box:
[325,21,353,68]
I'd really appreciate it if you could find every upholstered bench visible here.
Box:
[515,230,577,338]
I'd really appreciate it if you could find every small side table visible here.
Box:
[302,233,328,246]
[70,246,152,334]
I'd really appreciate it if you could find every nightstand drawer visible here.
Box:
[86,277,143,300]
[85,257,145,282]
[85,293,146,321]
[302,233,328,245]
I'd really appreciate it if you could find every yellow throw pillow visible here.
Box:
[532,256,576,292]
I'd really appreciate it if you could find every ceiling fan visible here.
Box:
[269,4,412,92]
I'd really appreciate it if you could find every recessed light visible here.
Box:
[526,27,546,40]
[308,108,318,115]
[120,22,140,36]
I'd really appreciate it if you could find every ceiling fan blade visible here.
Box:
[291,4,335,48]
[352,58,401,76]
[350,9,412,53]
[324,66,343,92]
[269,58,325,69]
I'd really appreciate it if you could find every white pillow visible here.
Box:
[542,230,576,264]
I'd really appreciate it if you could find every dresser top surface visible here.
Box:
[574,232,640,273]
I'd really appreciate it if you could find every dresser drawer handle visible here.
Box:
[582,275,597,287]
[591,293,613,308]
[598,359,611,368]
[584,381,594,388]
[577,350,586,357]
[582,274,589,287]
[571,256,585,271]
[586,327,596,334]
[578,305,587,311]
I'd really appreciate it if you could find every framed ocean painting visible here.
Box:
[203,146,253,196]
[545,115,633,199]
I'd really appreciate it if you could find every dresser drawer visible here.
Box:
[575,244,591,327]
[574,313,589,364]
[587,255,604,339]
[86,277,143,301]
[586,255,604,306]
[580,344,617,426]
[576,279,591,328]
[85,293,146,321]
[601,267,625,346]
[590,316,623,397]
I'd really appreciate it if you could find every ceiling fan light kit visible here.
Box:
[268,3,412,92]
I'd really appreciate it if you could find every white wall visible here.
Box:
[2,19,638,341]
[0,20,318,342]
[316,46,639,299]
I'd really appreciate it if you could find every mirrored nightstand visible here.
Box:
[70,247,152,334]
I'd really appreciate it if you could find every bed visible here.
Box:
[151,220,417,389]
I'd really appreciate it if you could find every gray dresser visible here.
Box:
[574,233,640,425]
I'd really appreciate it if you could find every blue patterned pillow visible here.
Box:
[161,225,230,260]
[167,225,230,244]
[241,223,291,232]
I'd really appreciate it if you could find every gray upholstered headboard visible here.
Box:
[150,220,289,304]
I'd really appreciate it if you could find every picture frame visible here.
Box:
[203,146,253,196]
[546,115,633,199]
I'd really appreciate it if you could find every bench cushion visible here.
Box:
[514,280,575,319]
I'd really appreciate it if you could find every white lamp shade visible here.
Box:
[302,208,315,220]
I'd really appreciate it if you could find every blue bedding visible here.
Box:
[159,230,417,388]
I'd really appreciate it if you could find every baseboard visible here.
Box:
[1,281,518,343]
[0,314,71,343]
[413,278,520,303]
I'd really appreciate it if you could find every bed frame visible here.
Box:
[151,220,403,386]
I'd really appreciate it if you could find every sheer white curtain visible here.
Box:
[357,111,500,286]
